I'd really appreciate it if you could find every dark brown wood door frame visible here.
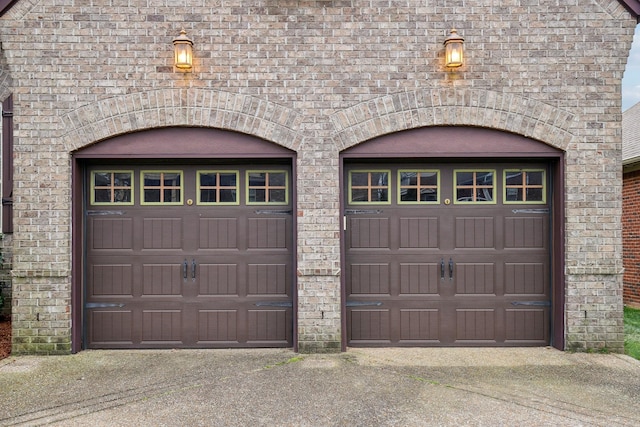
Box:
[71,127,297,353]
[340,126,565,350]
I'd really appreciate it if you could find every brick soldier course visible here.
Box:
[0,0,638,353]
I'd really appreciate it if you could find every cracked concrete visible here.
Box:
[1,347,638,426]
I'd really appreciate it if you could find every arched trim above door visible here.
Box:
[61,88,303,153]
[331,88,574,152]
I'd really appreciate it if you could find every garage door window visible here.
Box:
[91,171,134,205]
[504,169,546,203]
[198,171,239,205]
[454,170,496,204]
[141,171,183,205]
[398,170,439,203]
[349,170,391,204]
[247,170,288,204]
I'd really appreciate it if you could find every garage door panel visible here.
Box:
[455,309,496,342]
[198,264,238,296]
[505,263,547,295]
[247,263,288,295]
[90,264,133,296]
[247,309,291,343]
[197,310,239,343]
[199,218,238,249]
[248,217,289,249]
[88,310,134,345]
[348,217,389,249]
[399,217,439,248]
[455,217,495,248]
[399,263,439,295]
[399,309,440,341]
[90,217,133,250]
[456,263,495,295]
[349,263,390,295]
[349,309,391,342]
[504,216,547,248]
[141,310,183,343]
[142,264,182,296]
[143,218,183,249]
[505,309,549,343]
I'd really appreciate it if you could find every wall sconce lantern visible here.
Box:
[444,28,464,68]
[173,29,193,71]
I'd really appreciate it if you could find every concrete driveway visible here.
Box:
[1,347,639,426]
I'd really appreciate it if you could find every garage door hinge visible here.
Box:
[511,209,549,214]
[87,210,126,216]
[346,301,383,307]
[510,301,551,307]
[255,301,293,307]
[344,209,383,215]
[85,302,125,308]
[254,210,292,215]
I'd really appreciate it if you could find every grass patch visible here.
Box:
[264,356,304,369]
[624,306,640,360]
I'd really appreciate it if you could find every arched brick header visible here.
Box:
[59,88,304,153]
[331,89,575,152]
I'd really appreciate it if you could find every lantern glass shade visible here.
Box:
[173,29,193,70]
[444,29,464,68]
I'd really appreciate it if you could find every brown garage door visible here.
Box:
[345,162,550,346]
[85,164,293,348]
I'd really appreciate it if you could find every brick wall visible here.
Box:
[623,169,640,307]
[0,0,636,353]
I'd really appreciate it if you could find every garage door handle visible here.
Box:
[449,258,454,281]
[192,259,197,281]
[183,259,188,281]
